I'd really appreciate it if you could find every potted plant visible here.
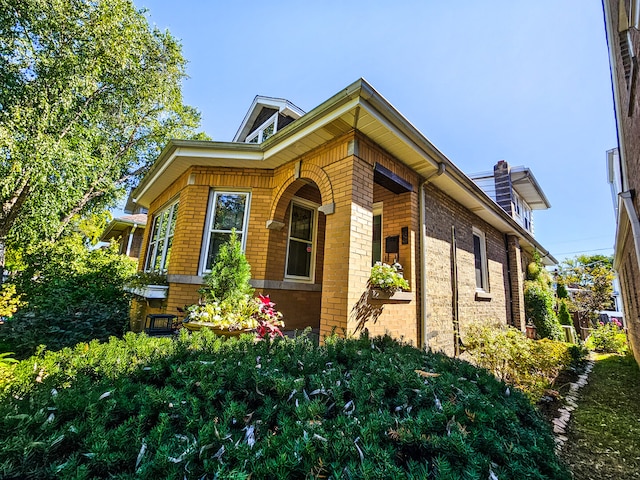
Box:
[125,271,169,299]
[183,294,284,339]
[369,262,411,301]
[182,231,285,339]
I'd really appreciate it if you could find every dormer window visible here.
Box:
[233,96,305,144]
[246,115,276,143]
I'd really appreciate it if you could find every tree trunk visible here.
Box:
[0,237,6,284]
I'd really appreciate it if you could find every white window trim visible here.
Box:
[284,197,319,283]
[144,200,179,274]
[246,113,278,143]
[199,190,251,275]
[472,227,489,292]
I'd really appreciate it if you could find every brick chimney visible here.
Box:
[493,160,512,215]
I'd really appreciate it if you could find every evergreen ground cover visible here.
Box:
[560,353,640,480]
[0,331,570,479]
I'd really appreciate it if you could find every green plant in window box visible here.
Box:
[369,262,409,293]
[126,271,169,289]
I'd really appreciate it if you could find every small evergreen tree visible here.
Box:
[558,299,573,326]
[524,252,563,340]
[200,230,253,305]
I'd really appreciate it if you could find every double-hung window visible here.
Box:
[144,201,179,273]
[201,191,251,273]
[472,227,489,292]
[285,200,317,280]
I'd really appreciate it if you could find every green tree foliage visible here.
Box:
[0,332,571,479]
[0,234,137,358]
[559,254,615,320]
[558,299,573,326]
[524,253,563,340]
[200,231,254,305]
[0,0,206,267]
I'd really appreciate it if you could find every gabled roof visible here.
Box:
[232,96,305,143]
[131,78,557,265]
[509,166,551,210]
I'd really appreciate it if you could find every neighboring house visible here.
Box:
[129,79,556,355]
[469,160,551,236]
[99,212,147,259]
[603,0,640,362]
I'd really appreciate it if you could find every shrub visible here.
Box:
[524,281,563,340]
[558,299,573,326]
[199,230,253,305]
[464,324,586,401]
[586,322,628,354]
[0,284,25,319]
[0,235,137,358]
[0,331,570,479]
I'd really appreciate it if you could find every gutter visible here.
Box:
[419,163,446,349]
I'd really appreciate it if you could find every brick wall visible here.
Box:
[423,185,510,355]
[605,0,640,361]
[136,131,518,350]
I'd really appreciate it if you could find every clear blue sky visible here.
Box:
[135,0,618,263]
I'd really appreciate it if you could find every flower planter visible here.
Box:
[368,289,412,302]
[182,321,253,336]
[125,285,169,300]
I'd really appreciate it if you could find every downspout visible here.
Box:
[419,163,446,350]
[619,192,640,273]
[504,234,515,328]
[126,224,138,257]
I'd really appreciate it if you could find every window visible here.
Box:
[201,191,251,272]
[285,200,317,280]
[144,201,179,273]
[246,114,277,143]
[513,192,522,217]
[372,203,383,265]
[472,228,489,291]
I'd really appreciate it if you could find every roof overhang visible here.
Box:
[99,215,147,242]
[510,166,551,209]
[131,78,557,265]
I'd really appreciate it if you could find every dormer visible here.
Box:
[232,96,305,143]
[470,160,551,236]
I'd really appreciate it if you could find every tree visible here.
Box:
[524,252,563,340]
[0,0,206,270]
[558,254,615,321]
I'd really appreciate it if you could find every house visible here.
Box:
[470,160,551,236]
[99,211,147,259]
[129,79,556,355]
[603,0,640,362]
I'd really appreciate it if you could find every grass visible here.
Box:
[560,353,640,479]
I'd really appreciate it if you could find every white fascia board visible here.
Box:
[175,146,264,161]
[262,97,361,160]
[133,146,264,202]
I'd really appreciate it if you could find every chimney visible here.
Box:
[493,160,512,215]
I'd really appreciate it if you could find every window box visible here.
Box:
[369,289,412,302]
[125,284,169,300]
